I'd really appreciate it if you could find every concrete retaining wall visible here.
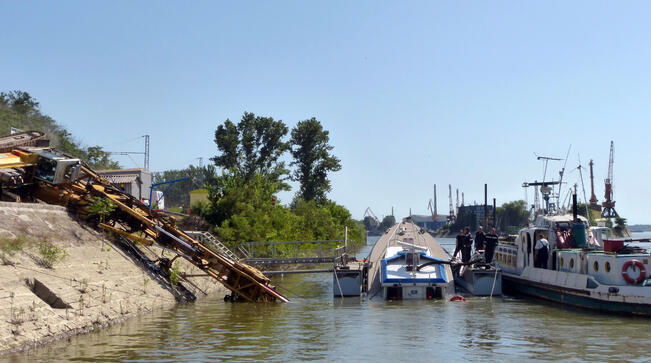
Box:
[0,202,226,355]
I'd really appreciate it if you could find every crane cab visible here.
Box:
[33,150,81,185]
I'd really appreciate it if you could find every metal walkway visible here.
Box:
[245,257,335,265]
[185,231,238,262]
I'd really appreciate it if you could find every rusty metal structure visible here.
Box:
[601,141,618,219]
[588,159,600,211]
[0,130,49,153]
[0,131,288,303]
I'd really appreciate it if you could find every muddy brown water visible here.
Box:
[7,236,651,362]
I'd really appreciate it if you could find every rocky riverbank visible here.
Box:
[0,202,226,355]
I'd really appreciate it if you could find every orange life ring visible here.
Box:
[622,260,646,284]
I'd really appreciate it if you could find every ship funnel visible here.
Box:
[572,193,578,221]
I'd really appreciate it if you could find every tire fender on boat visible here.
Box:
[621,259,646,284]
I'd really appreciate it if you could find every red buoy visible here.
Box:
[450,295,467,302]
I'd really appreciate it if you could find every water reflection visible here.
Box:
[8,237,651,362]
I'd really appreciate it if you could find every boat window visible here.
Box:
[593,261,599,272]
[605,261,611,273]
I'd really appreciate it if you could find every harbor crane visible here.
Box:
[448,184,455,222]
[589,159,600,210]
[601,141,618,218]
[427,184,438,218]
[363,207,381,226]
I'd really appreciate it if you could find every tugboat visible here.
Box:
[452,258,502,297]
[495,194,651,316]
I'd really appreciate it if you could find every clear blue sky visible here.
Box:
[2,1,650,223]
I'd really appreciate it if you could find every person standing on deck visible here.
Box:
[534,233,550,269]
[484,227,499,263]
[475,226,486,252]
[453,229,464,260]
[462,227,473,263]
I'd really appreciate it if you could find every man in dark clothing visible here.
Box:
[453,229,464,260]
[474,226,486,252]
[534,233,550,269]
[484,227,499,263]
[461,227,473,263]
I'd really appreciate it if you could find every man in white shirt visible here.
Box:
[534,233,550,269]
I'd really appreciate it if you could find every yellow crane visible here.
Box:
[0,136,288,303]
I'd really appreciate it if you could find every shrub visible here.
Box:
[1,235,27,255]
[37,240,67,269]
[170,262,180,288]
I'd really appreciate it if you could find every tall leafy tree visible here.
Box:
[290,118,341,204]
[86,146,120,170]
[211,112,290,188]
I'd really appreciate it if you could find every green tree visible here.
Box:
[0,91,39,115]
[496,200,530,233]
[613,216,628,236]
[211,112,290,188]
[86,197,117,224]
[86,146,120,170]
[379,215,396,230]
[363,216,379,232]
[290,118,341,204]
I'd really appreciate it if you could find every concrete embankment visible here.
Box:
[0,202,226,355]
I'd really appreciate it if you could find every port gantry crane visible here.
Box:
[601,141,618,218]
[0,131,288,303]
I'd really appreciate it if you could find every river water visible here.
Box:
[8,236,651,362]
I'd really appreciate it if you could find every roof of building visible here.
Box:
[97,168,150,174]
[102,174,139,184]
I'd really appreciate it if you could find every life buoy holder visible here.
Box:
[622,260,646,284]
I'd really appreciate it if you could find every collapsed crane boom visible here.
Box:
[0,140,288,303]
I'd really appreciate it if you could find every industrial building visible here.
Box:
[96,168,152,202]
[410,214,449,231]
[458,204,495,227]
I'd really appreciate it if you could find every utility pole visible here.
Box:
[493,198,496,228]
[484,183,488,227]
[106,134,150,170]
[143,135,150,170]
